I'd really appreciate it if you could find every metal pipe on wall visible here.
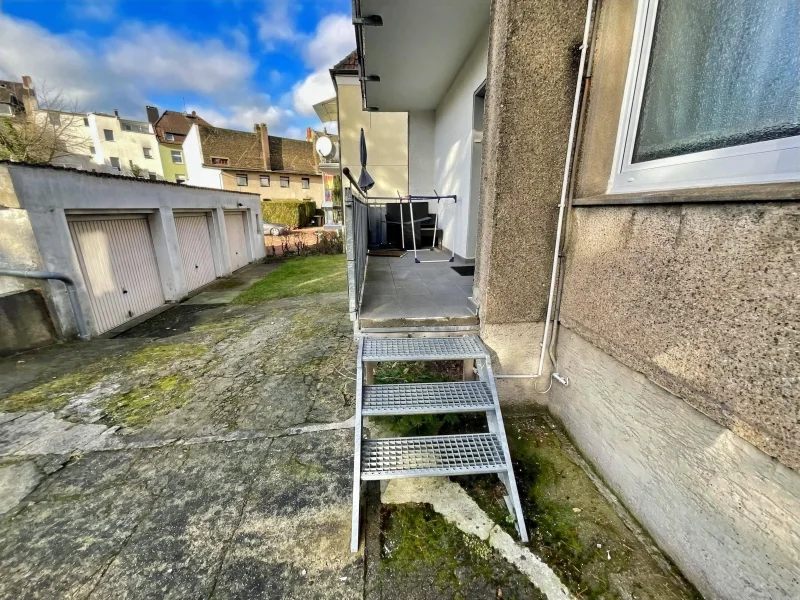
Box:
[494,0,596,381]
[0,269,90,340]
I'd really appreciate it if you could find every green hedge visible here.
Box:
[261,200,316,227]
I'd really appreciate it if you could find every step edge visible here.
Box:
[361,405,494,416]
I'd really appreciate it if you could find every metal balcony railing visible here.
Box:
[342,168,369,320]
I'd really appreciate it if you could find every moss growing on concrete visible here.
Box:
[104,375,191,428]
[0,371,104,413]
[379,503,546,600]
[459,410,701,600]
[123,343,207,368]
[205,277,245,290]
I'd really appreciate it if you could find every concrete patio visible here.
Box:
[359,252,478,328]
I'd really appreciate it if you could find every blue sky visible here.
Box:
[0,0,354,138]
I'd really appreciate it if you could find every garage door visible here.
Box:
[175,214,216,291]
[224,212,249,272]
[69,217,165,333]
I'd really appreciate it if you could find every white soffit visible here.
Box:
[361,0,490,112]
[313,97,338,123]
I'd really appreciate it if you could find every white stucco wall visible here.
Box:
[88,113,164,179]
[183,125,224,189]
[550,327,800,600]
[409,110,435,197]
[433,28,489,259]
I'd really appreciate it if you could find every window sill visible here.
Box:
[573,182,800,207]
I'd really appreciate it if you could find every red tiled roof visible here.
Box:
[154,111,211,144]
[198,125,320,174]
[332,50,358,72]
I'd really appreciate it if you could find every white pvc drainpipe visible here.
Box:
[495,0,595,382]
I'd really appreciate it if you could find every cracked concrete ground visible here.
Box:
[0,262,363,599]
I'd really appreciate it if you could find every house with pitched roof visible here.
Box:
[182,122,322,205]
[146,107,210,183]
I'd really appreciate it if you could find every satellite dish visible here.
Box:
[315,136,333,158]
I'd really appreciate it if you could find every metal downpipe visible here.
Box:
[494,0,595,382]
[0,269,90,340]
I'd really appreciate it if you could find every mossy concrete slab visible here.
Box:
[0,431,362,599]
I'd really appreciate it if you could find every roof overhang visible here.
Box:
[313,97,339,124]
[355,0,490,112]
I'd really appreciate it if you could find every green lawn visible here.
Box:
[233,254,347,304]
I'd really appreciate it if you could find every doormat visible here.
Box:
[451,265,475,276]
[368,250,407,257]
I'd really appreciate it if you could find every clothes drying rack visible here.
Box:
[407,191,456,263]
[366,192,457,262]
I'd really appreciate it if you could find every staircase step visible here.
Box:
[361,433,506,480]
[362,335,486,362]
[363,381,494,416]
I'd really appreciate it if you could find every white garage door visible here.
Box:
[69,217,165,334]
[175,214,217,291]
[224,212,249,272]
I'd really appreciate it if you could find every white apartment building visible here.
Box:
[86,111,165,179]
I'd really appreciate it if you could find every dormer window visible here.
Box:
[211,157,229,166]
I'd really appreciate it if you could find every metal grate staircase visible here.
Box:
[351,335,529,552]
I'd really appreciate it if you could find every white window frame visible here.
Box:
[165,133,175,141]
[143,147,153,159]
[171,150,183,164]
[610,0,800,194]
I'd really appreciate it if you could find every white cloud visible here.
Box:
[0,15,270,126]
[105,24,255,95]
[303,14,354,69]
[0,17,121,111]
[190,103,293,133]
[70,0,118,22]
[0,9,352,139]
[291,70,335,116]
[257,0,301,49]
[290,14,354,117]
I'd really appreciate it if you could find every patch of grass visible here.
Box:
[380,504,545,600]
[459,411,701,600]
[0,371,104,413]
[232,254,346,304]
[104,375,191,428]
[373,360,462,385]
[123,343,207,368]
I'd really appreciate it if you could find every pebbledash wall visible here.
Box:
[0,162,265,348]
[477,1,800,599]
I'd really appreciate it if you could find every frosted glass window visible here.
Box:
[633,0,800,163]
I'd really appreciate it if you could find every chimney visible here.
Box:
[257,123,270,170]
[114,109,119,118]
[145,105,159,125]
[20,75,38,112]
[306,127,313,142]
